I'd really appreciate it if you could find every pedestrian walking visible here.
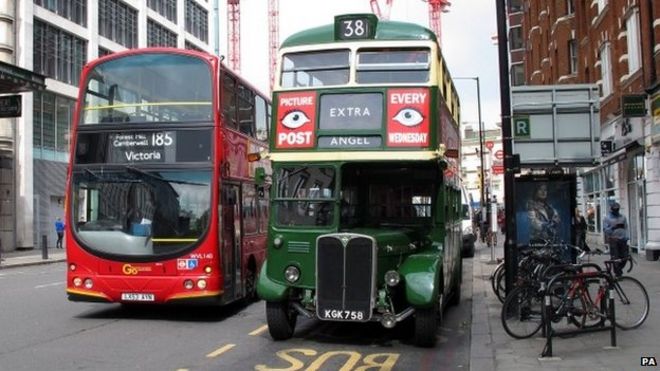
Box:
[574,208,588,251]
[603,202,628,276]
[55,217,65,249]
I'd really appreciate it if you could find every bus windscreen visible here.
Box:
[81,53,213,124]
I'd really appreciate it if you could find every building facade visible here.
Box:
[0,0,213,252]
[509,0,659,260]
[460,124,504,210]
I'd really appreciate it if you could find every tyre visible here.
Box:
[494,267,506,303]
[243,266,258,303]
[448,263,462,307]
[414,295,442,347]
[501,286,543,339]
[610,276,649,330]
[266,301,298,340]
[490,263,504,297]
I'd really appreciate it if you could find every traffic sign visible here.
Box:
[494,150,504,160]
[485,141,494,150]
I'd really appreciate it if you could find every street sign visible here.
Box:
[0,95,21,118]
[485,141,494,150]
[600,140,613,155]
[494,150,504,160]
[492,165,504,175]
[513,115,530,138]
[622,94,647,118]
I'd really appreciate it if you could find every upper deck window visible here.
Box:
[82,53,212,124]
[281,50,350,88]
[356,48,430,84]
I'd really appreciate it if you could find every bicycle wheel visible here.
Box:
[490,263,504,296]
[495,267,507,303]
[567,280,606,329]
[610,276,649,330]
[501,286,543,339]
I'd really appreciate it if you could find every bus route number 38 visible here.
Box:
[339,19,370,39]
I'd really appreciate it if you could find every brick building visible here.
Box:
[508,0,660,260]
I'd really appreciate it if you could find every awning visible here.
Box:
[0,61,46,94]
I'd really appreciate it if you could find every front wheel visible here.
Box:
[266,301,298,340]
[501,286,543,339]
[611,276,649,330]
[414,295,442,347]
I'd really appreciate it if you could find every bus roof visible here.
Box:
[281,17,438,49]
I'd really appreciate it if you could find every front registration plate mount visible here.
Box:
[121,293,155,302]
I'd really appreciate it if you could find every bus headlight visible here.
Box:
[84,278,93,289]
[284,265,300,283]
[384,270,400,286]
[197,279,207,289]
[73,277,82,287]
[184,279,194,290]
[273,236,284,249]
[69,263,76,271]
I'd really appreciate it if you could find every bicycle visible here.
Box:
[500,245,649,339]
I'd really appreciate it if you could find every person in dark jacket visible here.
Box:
[603,202,628,276]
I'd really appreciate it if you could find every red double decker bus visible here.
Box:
[65,48,271,305]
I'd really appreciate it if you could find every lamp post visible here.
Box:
[455,77,487,234]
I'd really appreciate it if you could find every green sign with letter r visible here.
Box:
[513,116,530,138]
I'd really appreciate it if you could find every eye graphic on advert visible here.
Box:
[281,110,311,129]
[392,108,424,127]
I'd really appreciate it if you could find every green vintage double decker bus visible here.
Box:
[256,14,463,347]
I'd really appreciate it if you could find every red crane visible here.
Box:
[227,0,241,72]
[370,0,393,20]
[268,0,279,91]
[425,0,451,47]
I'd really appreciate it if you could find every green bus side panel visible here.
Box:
[398,250,441,308]
[256,260,289,301]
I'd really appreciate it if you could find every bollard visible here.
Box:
[42,235,48,260]
[609,287,616,347]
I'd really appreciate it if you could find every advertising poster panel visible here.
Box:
[514,176,575,261]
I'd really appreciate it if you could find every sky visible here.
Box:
[219,0,502,130]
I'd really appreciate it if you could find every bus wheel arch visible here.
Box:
[399,254,442,307]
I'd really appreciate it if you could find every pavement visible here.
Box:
[1,239,658,370]
[470,237,660,371]
[0,247,66,269]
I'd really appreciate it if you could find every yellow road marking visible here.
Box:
[176,369,189,371]
[248,325,268,336]
[206,344,236,358]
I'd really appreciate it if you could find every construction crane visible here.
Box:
[227,0,241,72]
[425,0,451,47]
[268,0,279,91]
[370,0,393,20]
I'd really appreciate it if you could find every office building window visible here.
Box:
[509,26,523,50]
[147,19,177,47]
[148,0,177,23]
[568,39,577,74]
[99,0,138,48]
[626,10,641,74]
[509,0,523,12]
[34,0,87,26]
[33,91,75,162]
[185,0,208,42]
[511,63,525,86]
[98,47,114,58]
[599,43,612,97]
[33,20,86,86]
[185,41,204,51]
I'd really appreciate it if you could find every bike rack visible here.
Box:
[540,271,616,358]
